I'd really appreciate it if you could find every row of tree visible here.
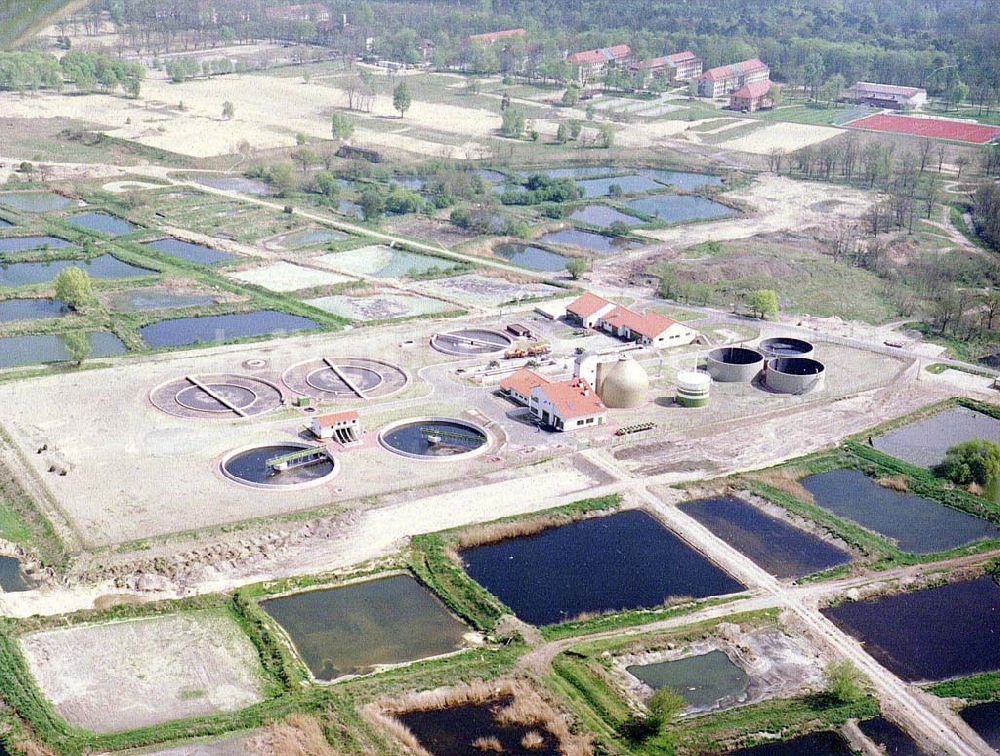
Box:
[0,50,143,96]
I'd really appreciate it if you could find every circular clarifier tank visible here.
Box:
[705,346,764,383]
[379,417,490,460]
[758,337,814,360]
[431,328,512,356]
[765,357,826,394]
[221,442,338,489]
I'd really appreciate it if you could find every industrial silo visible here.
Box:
[676,371,711,407]
[705,346,764,383]
[598,355,649,409]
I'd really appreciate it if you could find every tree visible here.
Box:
[824,661,867,704]
[54,267,93,311]
[266,162,296,196]
[561,85,580,107]
[955,155,970,179]
[359,186,385,221]
[937,440,1000,485]
[556,123,570,143]
[803,52,826,100]
[311,171,340,198]
[769,82,783,107]
[566,257,588,280]
[746,289,778,319]
[392,81,412,118]
[597,123,616,149]
[331,113,354,140]
[291,148,317,173]
[500,107,526,138]
[646,688,684,732]
[60,332,91,366]
[222,100,235,119]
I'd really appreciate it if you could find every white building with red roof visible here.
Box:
[465,28,527,47]
[566,44,633,85]
[632,50,702,82]
[566,292,700,347]
[499,368,550,405]
[529,377,606,432]
[729,79,775,112]
[697,58,769,98]
[847,82,927,110]
[309,410,360,443]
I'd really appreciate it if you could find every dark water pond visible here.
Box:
[106,288,217,312]
[196,177,276,195]
[639,169,724,191]
[683,496,851,579]
[576,175,662,197]
[0,192,76,212]
[0,556,30,592]
[0,332,126,369]
[142,238,235,265]
[382,420,487,458]
[494,243,570,272]
[338,200,363,219]
[528,166,615,178]
[461,510,746,626]
[873,406,1000,469]
[223,444,334,487]
[569,205,643,227]
[0,255,156,287]
[628,650,748,710]
[858,717,927,755]
[627,195,737,223]
[0,236,74,253]
[728,731,854,755]
[537,228,641,254]
[473,169,507,182]
[822,576,1000,682]
[139,310,319,348]
[262,575,468,680]
[800,468,998,554]
[0,298,66,322]
[67,212,136,236]
[398,696,561,756]
[960,701,1000,748]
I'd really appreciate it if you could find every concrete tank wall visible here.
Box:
[758,337,815,360]
[765,357,826,394]
[705,347,764,383]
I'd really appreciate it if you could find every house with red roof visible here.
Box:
[309,410,361,444]
[465,28,527,47]
[565,292,700,347]
[499,368,550,405]
[566,44,632,85]
[697,58,770,98]
[729,79,776,112]
[632,51,702,82]
[529,377,606,431]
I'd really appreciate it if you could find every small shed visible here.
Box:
[310,410,361,443]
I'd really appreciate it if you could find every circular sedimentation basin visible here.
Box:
[705,346,764,383]
[765,357,826,394]
[281,357,408,401]
[150,373,284,419]
[378,417,490,460]
[758,337,814,360]
[431,328,512,356]
[221,442,338,489]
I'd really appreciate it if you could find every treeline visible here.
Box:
[973,184,1000,253]
[0,50,143,96]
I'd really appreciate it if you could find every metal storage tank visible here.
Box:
[676,371,711,407]
[759,337,814,360]
[765,357,826,394]
[598,355,649,409]
[705,346,764,383]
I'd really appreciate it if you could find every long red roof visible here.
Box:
[467,28,527,44]
[567,44,631,65]
[699,58,768,82]
[535,377,606,419]
[731,80,773,99]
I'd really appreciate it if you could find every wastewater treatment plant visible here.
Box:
[2,19,1000,752]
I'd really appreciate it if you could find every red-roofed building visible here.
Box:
[729,79,775,112]
[309,410,361,443]
[529,377,606,431]
[499,368,550,405]
[632,50,702,82]
[846,82,927,110]
[566,291,700,347]
[465,28,527,47]
[697,58,769,98]
[566,44,632,85]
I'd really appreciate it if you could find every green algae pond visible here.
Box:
[261,575,469,680]
[628,650,749,712]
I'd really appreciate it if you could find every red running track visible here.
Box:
[847,113,1000,144]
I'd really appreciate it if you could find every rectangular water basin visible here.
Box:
[142,238,235,265]
[0,192,77,212]
[0,236,75,253]
[800,468,998,554]
[537,228,642,254]
[568,205,644,227]
[0,332,126,369]
[460,510,746,626]
[627,195,737,223]
[0,255,156,287]
[873,406,1000,469]
[576,175,663,197]
[139,310,320,348]
[822,576,1000,682]
[494,243,570,272]
[261,575,468,680]
[66,212,136,236]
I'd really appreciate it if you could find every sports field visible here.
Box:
[846,113,1000,144]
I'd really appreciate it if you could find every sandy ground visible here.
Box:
[226,261,353,292]
[21,610,265,733]
[634,175,874,246]
[717,121,842,155]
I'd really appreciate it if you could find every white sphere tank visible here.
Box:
[598,355,649,409]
